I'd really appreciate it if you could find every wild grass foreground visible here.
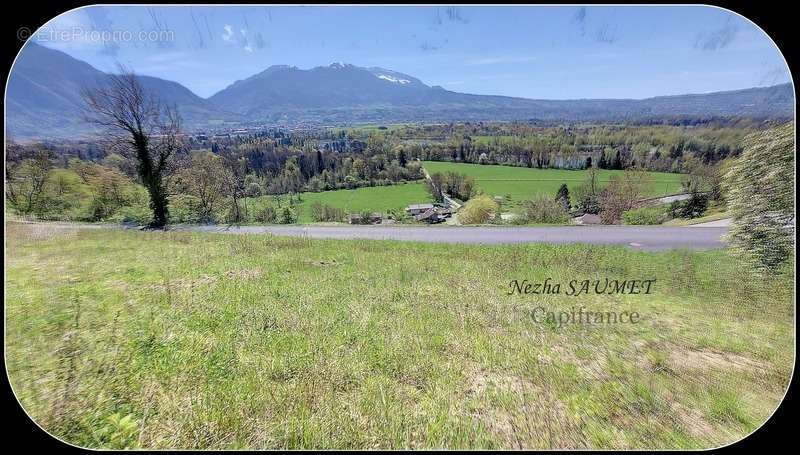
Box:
[5,222,794,449]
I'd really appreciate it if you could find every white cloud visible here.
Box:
[222,24,234,42]
[221,24,253,53]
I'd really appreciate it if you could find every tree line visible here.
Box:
[343,122,763,173]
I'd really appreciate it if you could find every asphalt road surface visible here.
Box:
[181,225,728,251]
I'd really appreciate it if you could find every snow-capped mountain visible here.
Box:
[6,44,795,140]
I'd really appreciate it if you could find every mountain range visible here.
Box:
[6,42,795,140]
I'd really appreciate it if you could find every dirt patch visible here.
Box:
[176,274,218,287]
[671,402,717,441]
[467,369,529,397]
[668,346,766,373]
[223,269,263,280]
[306,259,340,267]
[465,367,586,449]
[636,340,766,375]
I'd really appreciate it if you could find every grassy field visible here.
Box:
[421,161,684,204]
[254,182,432,223]
[242,163,682,224]
[5,222,793,449]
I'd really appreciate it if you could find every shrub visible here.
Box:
[168,195,205,224]
[358,210,374,224]
[254,205,277,224]
[223,200,248,224]
[458,194,498,225]
[43,169,87,221]
[573,168,601,214]
[108,186,152,225]
[384,208,408,223]
[309,202,346,222]
[669,192,709,219]
[426,171,475,202]
[555,183,570,211]
[519,195,570,224]
[723,123,795,270]
[112,204,153,225]
[277,206,298,224]
[599,169,651,224]
[623,205,669,225]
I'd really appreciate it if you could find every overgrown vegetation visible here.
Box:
[309,202,347,223]
[724,123,795,270]
[669,193,710,220]
[598,169,652,224]
[6,224,793,449]
[425,171,476,203]
[623,205,670,225]
[457,194,498,225]
[573,167,602,215]
[515,195,571,224]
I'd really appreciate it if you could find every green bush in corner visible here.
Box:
[623,205,670,225]
[724,122,795,270]
[458,194,498,225]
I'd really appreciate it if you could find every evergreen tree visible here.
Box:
[555,183,571,211]
[612,150,623,170]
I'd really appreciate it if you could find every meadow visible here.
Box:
[421,161,685,204]
[239,162,686,224]
[5,222,793,449]
[251,182,432,223]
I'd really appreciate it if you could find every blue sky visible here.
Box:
[30,5,791,99]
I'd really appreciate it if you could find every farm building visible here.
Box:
[415,208,443,224]
[415,206,454,224]
[405,203,435,216]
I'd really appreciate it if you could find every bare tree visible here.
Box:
[82,67,183,228]
[219,151,248,224]
[4,140,26,209]
[598,168,652,224]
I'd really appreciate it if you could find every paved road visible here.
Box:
[689,218,732,228]
[181,225,728,251]
[655,193,691,204]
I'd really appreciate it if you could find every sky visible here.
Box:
[28,5,791,100]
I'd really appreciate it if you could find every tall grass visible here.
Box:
[5,223,793,449]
